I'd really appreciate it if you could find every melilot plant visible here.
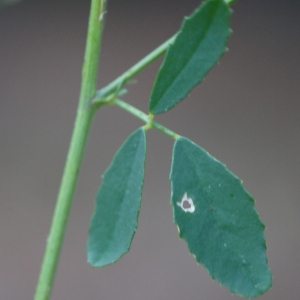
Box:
[28,0,273,299]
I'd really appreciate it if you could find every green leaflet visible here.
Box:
[149,0,231,115]
[88,128,146,267]
[170,137,272,298]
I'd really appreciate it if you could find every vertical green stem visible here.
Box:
[34,1,106,299]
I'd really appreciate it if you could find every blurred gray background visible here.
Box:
[0,0,299,299]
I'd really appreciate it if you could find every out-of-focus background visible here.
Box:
[0,0,299,299]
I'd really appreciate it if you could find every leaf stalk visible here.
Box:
[93,35,176,103]
[113,99,179,139]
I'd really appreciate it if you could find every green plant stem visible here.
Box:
[113,98,179,139]
[34,1,106,299]
[94,34,177,102]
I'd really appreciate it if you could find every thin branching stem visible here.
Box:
[93,35,176,103]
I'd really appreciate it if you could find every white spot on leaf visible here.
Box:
[177,193,195,213]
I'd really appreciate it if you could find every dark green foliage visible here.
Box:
[87,1,272,298]
[88,128,146,267]
[149,0,231,114]
[170,137,272,298]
